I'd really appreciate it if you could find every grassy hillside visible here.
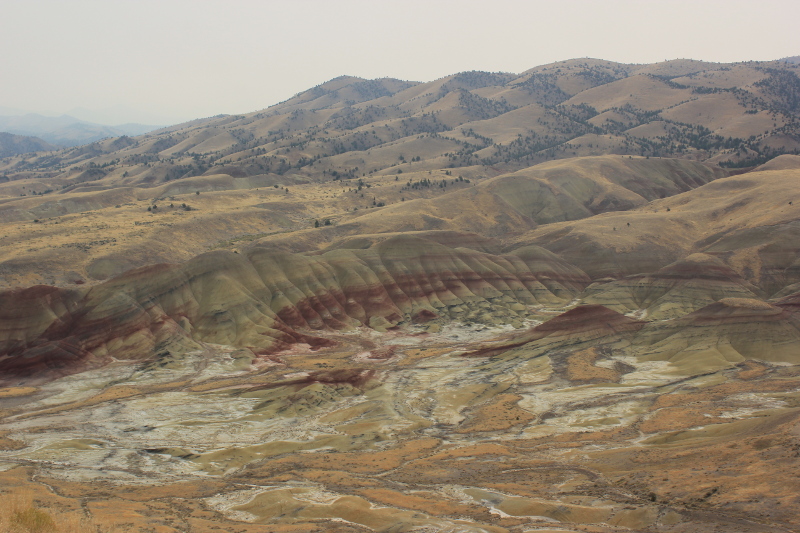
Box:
[1,58,798,190]
[0,155,727,287]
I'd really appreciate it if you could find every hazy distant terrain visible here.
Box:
[0,132,56,158]
[1,58,800,533]
[0,113,161,147]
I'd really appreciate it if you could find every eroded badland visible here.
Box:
[1,58,800,532]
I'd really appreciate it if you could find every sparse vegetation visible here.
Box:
[0,490,111,533]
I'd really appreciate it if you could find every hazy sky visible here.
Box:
[1,0,798,125]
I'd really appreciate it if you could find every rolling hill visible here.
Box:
[1,57,800,533]
[0,132,56,158]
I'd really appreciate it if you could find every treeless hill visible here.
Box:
[566,74,694,112]
[477,155,725,223]
[514,167,800,294]
[582,253,764,319]
[634,297,800,372]
[752,153,800,171]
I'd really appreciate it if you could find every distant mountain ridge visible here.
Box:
[0,113,161,147]
[1,57,799,183]
[0,132,56,158]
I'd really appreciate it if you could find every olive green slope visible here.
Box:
[0,235,589,384]
[581,253,764,320]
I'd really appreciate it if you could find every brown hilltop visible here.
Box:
[2,57,797,191]
[476,155,724,224]
[515,167,800,294]
[753,153,800,171]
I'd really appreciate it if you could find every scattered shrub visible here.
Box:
[11,507,56,533]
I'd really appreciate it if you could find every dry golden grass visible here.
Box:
[0,489,113,533]
[564,347,621,383]
[566,74,693,112]
[0,432,25,451]
[513,167,800,283]
[0,59,795,289]
[0,389,37,399]
[456,393,536,433]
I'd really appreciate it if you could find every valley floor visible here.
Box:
[2,307,798,533]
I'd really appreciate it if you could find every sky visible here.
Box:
[1,0,798,126]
